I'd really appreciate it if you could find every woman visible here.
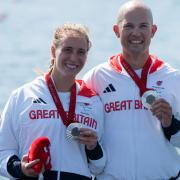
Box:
[0,23,106,180]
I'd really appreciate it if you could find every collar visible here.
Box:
[76,80,97,98]
[109,53,164,74]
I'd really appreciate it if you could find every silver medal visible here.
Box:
[142,90,158,109]
[66,123,82,140]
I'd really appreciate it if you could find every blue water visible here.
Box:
[0,0,180,111]
[0,0,180,179]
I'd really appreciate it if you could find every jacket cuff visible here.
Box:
[7,155,38,179]
[85,142,103,160]
[162,115,180,140]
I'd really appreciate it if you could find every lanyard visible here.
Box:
[45,72,76,126]
[120,55,152,96]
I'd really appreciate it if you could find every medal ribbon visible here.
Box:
[45,72,76,126]
[120,55,152,96]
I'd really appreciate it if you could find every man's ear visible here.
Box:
[51,45,56,59]
[151,24,157,38]
[113,25,120,38]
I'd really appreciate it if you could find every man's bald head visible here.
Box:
[117,0,153,25]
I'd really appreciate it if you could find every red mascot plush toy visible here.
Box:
[28,137,52,173]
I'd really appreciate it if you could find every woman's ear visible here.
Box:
[51,45,56,59]
[113,25,120,38]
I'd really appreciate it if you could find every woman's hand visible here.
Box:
[21,154,40,177]
[78,128,98,150]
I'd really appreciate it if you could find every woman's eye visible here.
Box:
[63,48,72,53]
[78,50,86,55]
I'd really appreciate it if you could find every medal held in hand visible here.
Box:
[66,122,83,140]
[141,90,158,109]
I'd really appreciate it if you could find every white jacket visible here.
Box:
[0,76,106,179]
[83,54,180,180]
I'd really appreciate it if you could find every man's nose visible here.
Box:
[132,27,140,35]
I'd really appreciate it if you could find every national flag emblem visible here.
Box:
[156,81,162,86]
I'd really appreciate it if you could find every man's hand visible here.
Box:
[151,98,172,128]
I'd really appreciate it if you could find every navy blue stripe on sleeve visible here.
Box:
[7,155,38,179]
[85,142,103,160]
[162,116,180,140]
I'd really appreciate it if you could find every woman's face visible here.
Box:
[52,36,88,78]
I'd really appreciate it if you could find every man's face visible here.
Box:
[115,7,156,56]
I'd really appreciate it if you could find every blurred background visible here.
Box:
[0,0,180,111]
[0,0,180,179]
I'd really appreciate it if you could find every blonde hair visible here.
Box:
[52,23,91,50]
[49,23,91,70]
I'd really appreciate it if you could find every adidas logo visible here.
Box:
[33,98,47,104]
[103,84,116,93]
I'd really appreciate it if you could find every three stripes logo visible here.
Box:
[33,98,47,104]
[103,84,116,93]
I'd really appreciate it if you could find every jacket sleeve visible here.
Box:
[0,91,20,178]
[170,115,180,148]
[168,72,180,148]
[86,96,106,176]
[83,67,98,93]
[83,67,107,175]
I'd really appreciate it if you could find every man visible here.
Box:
[83,1,180,179]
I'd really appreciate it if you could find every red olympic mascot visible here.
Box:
[28,137,52,173]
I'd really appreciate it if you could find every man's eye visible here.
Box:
[140,24,149,29]
[123,24,133,29]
